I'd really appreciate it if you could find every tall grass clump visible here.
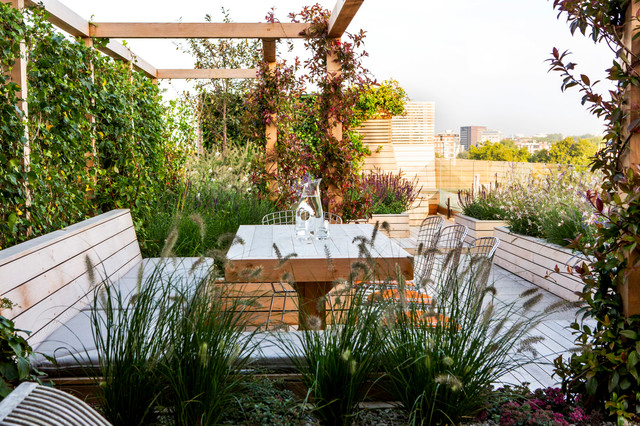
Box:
[91,222,258,425]
[279,283,383,426]
[380,262,569,425]
[142,144,277,257]
[160,279,257,426]
[91,264,175,425]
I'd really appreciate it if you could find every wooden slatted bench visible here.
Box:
[0,209,143,348]
[0,209,213,374]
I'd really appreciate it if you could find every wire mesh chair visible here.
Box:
[260,210,342,328]
[413,215,445,287]
[431,224,468,285]
[466,236,500,287]
[261,210,343,225]
[366,215,444,308]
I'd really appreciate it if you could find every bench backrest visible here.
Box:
[0,209,141,347]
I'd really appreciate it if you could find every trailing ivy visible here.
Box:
[0,4,187,251]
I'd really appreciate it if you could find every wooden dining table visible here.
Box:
[225,223,413,329]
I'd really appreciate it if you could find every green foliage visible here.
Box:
[541,203,593,247]
[0,3,30,249]
[180,9,261,150]
[161,279,257,426]
[380,264,559,425]
[92,267,172,425]
[142,145,276,257]
[0,316,49,399]
[530,148,551,163]
[249,5,374,216]
[279,285,383,426]
[0,5,188,252]
[547,137,597,165]
[549,1,640,421]
[366,169,421,215]
[91,256,257,426]
[220,378,307,425]
[469,142,531,162]
[352,79,408,124]
[457,183,505,221]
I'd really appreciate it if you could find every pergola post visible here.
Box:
[6,0,31,227]
[621,2,640,317]
[326,40,342,212]
[263,38,277,192]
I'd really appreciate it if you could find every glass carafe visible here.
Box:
[295,178,323,241]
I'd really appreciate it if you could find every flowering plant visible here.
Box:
[480,386,598,426]
[365,168,421,215]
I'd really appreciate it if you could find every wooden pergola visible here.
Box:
[4,0,640,317]
[4,0,364,203]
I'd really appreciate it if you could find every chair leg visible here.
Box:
[281,291,287,325]
[266,292,276,329]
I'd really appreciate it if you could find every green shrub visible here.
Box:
[366,168,421,215]
[160,276,258,426]
[0,313,50,399]
[279,284,383,426]
[541,204,594,247]
[141,145,277,257]
[457,184,504,221]
[380,264,567,425]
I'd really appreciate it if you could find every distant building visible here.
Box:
[460,126,487,150]
[480,129,503,144]
[514,138,551,154]
[435,131,462,159]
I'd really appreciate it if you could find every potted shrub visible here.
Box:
[456,184,508,245]
[365,169,421,238]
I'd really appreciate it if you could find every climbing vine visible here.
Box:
[249,4,374,216]
[0,4,187,250]
[549,0,640,422]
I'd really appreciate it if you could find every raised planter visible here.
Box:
[493,226,583,302]
[368,213,410,238]
[454,214,507,245]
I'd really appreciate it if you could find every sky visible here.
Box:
[58,0,613,137]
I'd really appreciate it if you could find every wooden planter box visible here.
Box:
[454,214,507,245]
[368,213,410,238]
[493,227,583,302]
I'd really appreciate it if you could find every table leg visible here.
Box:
[295,281,333,330]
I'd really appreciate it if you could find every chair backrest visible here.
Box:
[467,237,500,287]
[437,224,468,250]
[0,382,111,425]
[413,216,444,287]
[469,236,500,259]
[431,224,468,286]
[261,210,343,225]
[262,210,295,225]
[325,212,343,224]
[417,215,444,250]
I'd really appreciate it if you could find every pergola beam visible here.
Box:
[156,69,258,79]
[25,0,90,37]
[327,0,364,37]
[99,41,157,79]
[22,0,158,79]
[91,23,311,39]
